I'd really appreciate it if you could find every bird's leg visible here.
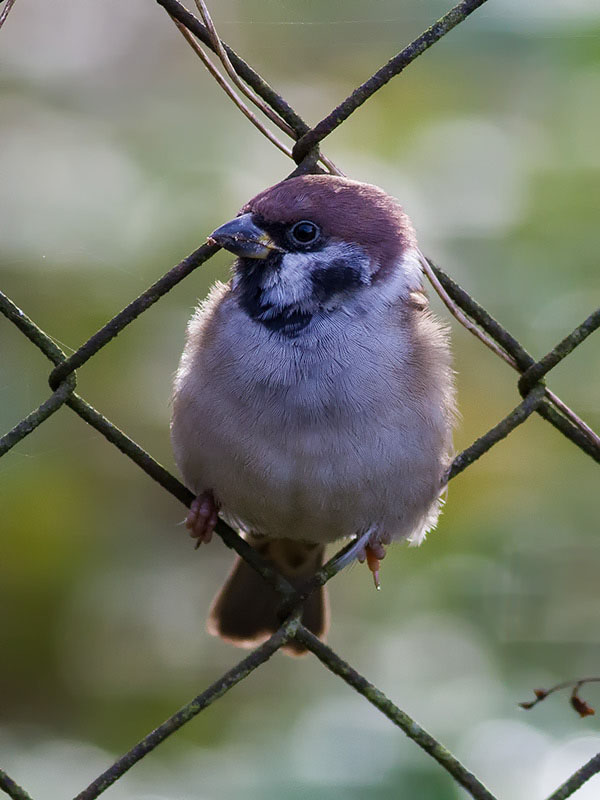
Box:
[331,525,387,589]
[185,491,219,549]
[358,541,385,591]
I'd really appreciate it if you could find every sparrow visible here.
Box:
[171,175,456,654]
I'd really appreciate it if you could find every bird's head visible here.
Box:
[208,175,422,337]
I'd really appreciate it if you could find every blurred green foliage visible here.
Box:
[0,1,599,798]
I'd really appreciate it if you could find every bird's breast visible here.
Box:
[171,289,448,543]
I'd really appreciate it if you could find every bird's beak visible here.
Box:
[207,213,282,259]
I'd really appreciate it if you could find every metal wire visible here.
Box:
[1,1,599,799]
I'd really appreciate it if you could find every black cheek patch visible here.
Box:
[237,260,265,321]
[237,253,283,321]
[310,259,367,302]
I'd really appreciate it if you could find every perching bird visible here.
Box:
[171,175,456,654]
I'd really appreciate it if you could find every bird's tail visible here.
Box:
[207,536,328,656]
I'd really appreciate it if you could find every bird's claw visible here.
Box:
[185,492,218,548]
[364,542,386,590]
[324,526,387,588]
[355,538,386,589]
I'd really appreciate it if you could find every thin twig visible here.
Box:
[194,0,296,137]
[199,0,344,174]
[192,0,342,174]
[156,0,309,136]
[202,3,342,174]
[545,388,600,449]
[161,0,340,174]
[520,677,600,714]
[419,249,518,369]
[421,254,600,456]
[0,0,17,30]
[172,18,295,159]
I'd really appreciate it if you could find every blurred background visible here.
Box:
[1,0,600,797]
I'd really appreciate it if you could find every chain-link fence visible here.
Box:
[1,0,599,798]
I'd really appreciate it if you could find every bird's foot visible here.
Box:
[328,526,387,588]
[185,491,219,549]
[357,540,386,590]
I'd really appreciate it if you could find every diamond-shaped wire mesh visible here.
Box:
[1,1,599,799]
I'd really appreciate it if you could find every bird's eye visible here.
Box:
[290,220,320,245]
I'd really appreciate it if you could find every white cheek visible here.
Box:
[261,252,313,308]
[261,241,370,310]
[371,246,424,306]
[401,247,425,289]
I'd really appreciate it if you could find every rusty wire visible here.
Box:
[1,1,599,799]
[0,0,18,31]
